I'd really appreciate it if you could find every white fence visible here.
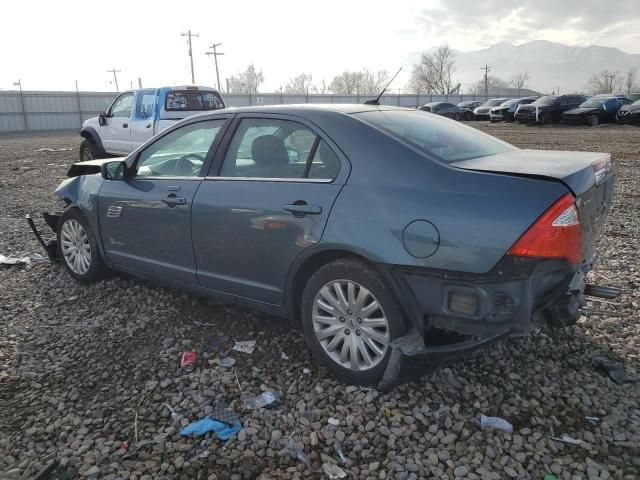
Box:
[0,90,532,132]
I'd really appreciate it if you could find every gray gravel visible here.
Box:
[1,124,639,479]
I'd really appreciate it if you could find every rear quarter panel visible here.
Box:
[317,115,569,274]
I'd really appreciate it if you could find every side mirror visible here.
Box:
[99,112,107,126]
[101,160,127,180]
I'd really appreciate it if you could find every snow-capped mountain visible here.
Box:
[405,40,640,93]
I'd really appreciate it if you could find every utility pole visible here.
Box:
[138,77,143,89]
[481,65,491,97]
[205,43,224,92]
[181,30,199,84]
[605,74,616,93]
[106,68,121,92]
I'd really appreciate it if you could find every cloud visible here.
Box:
[415,0,640,51]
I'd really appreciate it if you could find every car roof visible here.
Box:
[188,103,410,118]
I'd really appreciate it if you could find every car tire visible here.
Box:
[79,139,104,162]
[57,208,109,282]
[453,113,461,121]
[301,258,406,386]
[540,112,551,125]
[588,115,599,127]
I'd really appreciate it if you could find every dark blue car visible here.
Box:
[40,105,616,388]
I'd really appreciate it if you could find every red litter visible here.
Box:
[180,351,197,371]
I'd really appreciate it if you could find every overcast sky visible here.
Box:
[2,0,639,92]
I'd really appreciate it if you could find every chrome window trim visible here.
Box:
[130,175,203,181]
[204,176,333,184]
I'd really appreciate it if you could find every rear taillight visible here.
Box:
[508,193,582,264]
[592,155,611,185]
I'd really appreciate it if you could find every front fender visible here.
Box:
[80,126,105,153]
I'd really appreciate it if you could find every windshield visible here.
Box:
[532,96,558,106]
[165,90,225,111]
[354,110,517,164]
[631,99,640,106]
[483,99,507,107]
[580,98,610,108]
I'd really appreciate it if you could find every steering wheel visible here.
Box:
[174,153,205,176]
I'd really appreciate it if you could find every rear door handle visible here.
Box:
[123,123,128,128]
[162,194,187,207]
[284,202,322,216]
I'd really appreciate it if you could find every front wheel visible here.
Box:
[453,113,461,121]
[79,139,104,161]
[57,209,109,282]
[588,115,599,127]
[301,258,406,386]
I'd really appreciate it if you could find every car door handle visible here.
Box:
[146,124,152,128]
[162,194,187,207]
[284,202,322,216]
[123,123,128,128]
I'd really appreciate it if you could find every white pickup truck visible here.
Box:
[79,86,225,160]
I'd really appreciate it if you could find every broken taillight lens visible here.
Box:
[508,193,582,264]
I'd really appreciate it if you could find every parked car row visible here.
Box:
[418,93,640,126]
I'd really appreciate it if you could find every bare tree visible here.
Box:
[227,64,265,94]
[329,69,389,95]
[586,70,622,94]
[623,68,638,93]
[510,72,530,90]
[408,44,456,94]
[284,73,316,94]
[471,75,508,95]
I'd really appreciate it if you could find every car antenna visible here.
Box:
[364,67,403,105]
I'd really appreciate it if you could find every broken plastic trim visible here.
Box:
[26,213,60,261]
[377,327,516,391]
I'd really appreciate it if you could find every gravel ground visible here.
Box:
[1,123,639,480]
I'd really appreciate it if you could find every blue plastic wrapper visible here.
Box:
[179,416,241,440]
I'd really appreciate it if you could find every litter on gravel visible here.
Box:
[548,434,586,446]
[179,416,241,440]
[233,340,256,354]
[0,252,49,267]
[480,414,514,432]
[322,463,347,479]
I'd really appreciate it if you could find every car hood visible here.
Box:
[563,107,598,116]
[67,158,122,177]
[517,104,549,112]
[452,149,610,196]
[619,105,640,113]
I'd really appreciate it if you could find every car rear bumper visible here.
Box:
[489,113,506,121]
[515,112,538,123]
[376,256,593,389]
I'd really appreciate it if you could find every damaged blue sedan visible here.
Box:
[35,105,618,389]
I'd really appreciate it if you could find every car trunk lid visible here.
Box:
[453,149,615,263]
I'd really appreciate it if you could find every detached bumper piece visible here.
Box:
[377,328,515,391]
[26,213,60,261]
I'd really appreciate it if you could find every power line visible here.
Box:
[481,65,491,96]
[205,43,224,92]
[181,30,200,84]
[106,68,121,92]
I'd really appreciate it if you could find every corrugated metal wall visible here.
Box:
[0,90,522,132]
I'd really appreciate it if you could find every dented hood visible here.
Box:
[67,158,122,177]
[452,149,610,196]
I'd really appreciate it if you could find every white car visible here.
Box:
[79,86,225,160]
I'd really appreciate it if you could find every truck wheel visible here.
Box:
[79,139,104,161]
[57,208,109,282]
[301,258,406,386]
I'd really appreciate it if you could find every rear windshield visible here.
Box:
[483,98,507,107]
[580,98,611,108]
[532,96,558,106]
[354,110,516,164]
[165,90,225,111]
[500,99,519,107]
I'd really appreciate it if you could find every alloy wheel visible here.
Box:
[81,147,93,161]
[312,279,390,371]
[61,219,92,275]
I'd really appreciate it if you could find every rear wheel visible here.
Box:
[79,138,104,161]
[453,113,461,121]
[57,208,108,282]
[301,258,406,386]
[588,115,599,127]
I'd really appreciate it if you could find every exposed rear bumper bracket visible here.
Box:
[584,284,621,300]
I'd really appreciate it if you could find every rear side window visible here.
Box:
[219,118,340,180]
[165,90,225,111]
[354,110,516,164]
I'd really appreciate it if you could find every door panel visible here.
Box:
[192,180,342,303]
[98,179,201,283]
[130,89,158,149]
[101,92,134,154]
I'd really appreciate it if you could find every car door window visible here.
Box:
[220,118,318,178]
[307,140,341,179]
[135,120,225,177]
[109,93,134,118]
[134,91,156,119]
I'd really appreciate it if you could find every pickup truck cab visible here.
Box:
[79,86,225,160]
